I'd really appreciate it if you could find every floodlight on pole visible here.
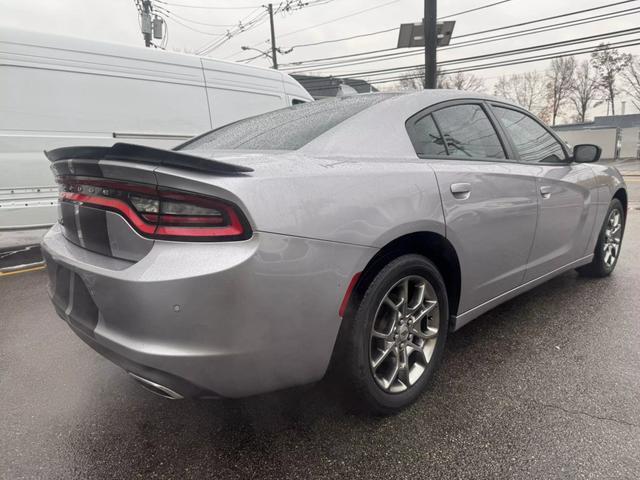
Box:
[396,0,455,90]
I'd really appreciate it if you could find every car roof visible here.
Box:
[299,90,518,158]
[364,89,513,109]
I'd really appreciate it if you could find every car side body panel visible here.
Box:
[523,163,598,282]
[588,163,627,252]
[426,159,539,313]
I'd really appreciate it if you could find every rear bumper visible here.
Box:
[42,225,375,398]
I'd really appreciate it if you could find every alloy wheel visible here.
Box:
[603,208,623,268]
[369,275,440,393]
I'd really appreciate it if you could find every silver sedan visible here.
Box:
[42,91,627,414]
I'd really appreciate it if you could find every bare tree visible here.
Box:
[570,59,600,123]
[623,55,640,111]
[494,71,546,115]
[439,72,485,92]
[397,69,484,93]
[399,67,425,90]
[591,43,632,115]
[545,56,575,125]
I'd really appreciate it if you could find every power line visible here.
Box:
[196,7,269,55]
[280,0,639,56]
[288,27,399,49]
[400,39,640,85]
[195,1,335,56]
[269,0,518,50]
[155,0,262,9]
[293,27,640,84]
[305,38,640,92]
[154,5,236,27]
[455,0,637,39]
[438,0,513,20]
[158,9,228,36]
[271,0,403,41]
[280,5,640,71]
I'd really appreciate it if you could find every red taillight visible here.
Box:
[57,177,250,241]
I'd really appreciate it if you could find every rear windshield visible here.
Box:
[180,94,395,151]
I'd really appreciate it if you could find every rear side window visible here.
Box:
[492,106,566,163]
[432,104,505,159]
[412,115,447,156]
[181,94,396,151]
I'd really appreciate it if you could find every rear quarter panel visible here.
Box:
[588,164,627,252]
[153,155,446,247]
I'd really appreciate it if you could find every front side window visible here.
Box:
[432,104,505,159]
[492,106,567,163]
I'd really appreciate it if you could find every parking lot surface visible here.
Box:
[2,212,639,480]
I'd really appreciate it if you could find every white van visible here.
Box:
[0,27,313,230]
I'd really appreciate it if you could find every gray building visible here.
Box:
[553,114,640,159]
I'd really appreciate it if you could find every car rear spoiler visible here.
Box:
[44,142,253,175]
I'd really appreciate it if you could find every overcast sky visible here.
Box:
[3,0,640,119]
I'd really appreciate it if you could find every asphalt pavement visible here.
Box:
[2,213,640,479]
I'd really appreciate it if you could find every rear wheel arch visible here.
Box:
[613,188,628,215]
[344,231,461,322]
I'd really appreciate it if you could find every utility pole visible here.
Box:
[424,0,437,89]
[141,0,153,47]
[268,3,278,69]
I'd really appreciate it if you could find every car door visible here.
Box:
[490,104,598,282]
[406,101,540,314]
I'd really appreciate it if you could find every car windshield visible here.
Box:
[180,94,396,151]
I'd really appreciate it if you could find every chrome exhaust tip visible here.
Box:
[128,372,184,400]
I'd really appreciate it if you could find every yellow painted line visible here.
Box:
[0,265,46,277]
[624,178,640,182]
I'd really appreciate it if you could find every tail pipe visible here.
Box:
[128,372,184,400]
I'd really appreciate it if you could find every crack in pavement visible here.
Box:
[530,398,640,429]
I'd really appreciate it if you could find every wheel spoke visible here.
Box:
[383,296,402,313]
[371,328,393,340]
[371,344,395,369]
[612,243,619,258]
[397,359,411,388]
[400,279,409,315]
[611,223,621,236]
[408,282,426,314]
[407,341,428,364]
[412,300,437,324]
[410,325,438,341]
[382,353,400,389]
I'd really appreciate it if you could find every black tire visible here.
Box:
[334,254,449,415]
[577,198,625,278]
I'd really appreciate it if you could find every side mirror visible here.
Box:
[573,144,601,163]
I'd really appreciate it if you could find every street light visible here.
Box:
[241,46,272,59]
[240,45,293,64]
[396,0,455,89]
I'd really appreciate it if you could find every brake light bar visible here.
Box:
[57,177,251,241]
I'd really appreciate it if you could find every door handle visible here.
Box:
[540,185,552,199]
[450,183,471,199]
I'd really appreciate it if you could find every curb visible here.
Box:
[0,244,45,274]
